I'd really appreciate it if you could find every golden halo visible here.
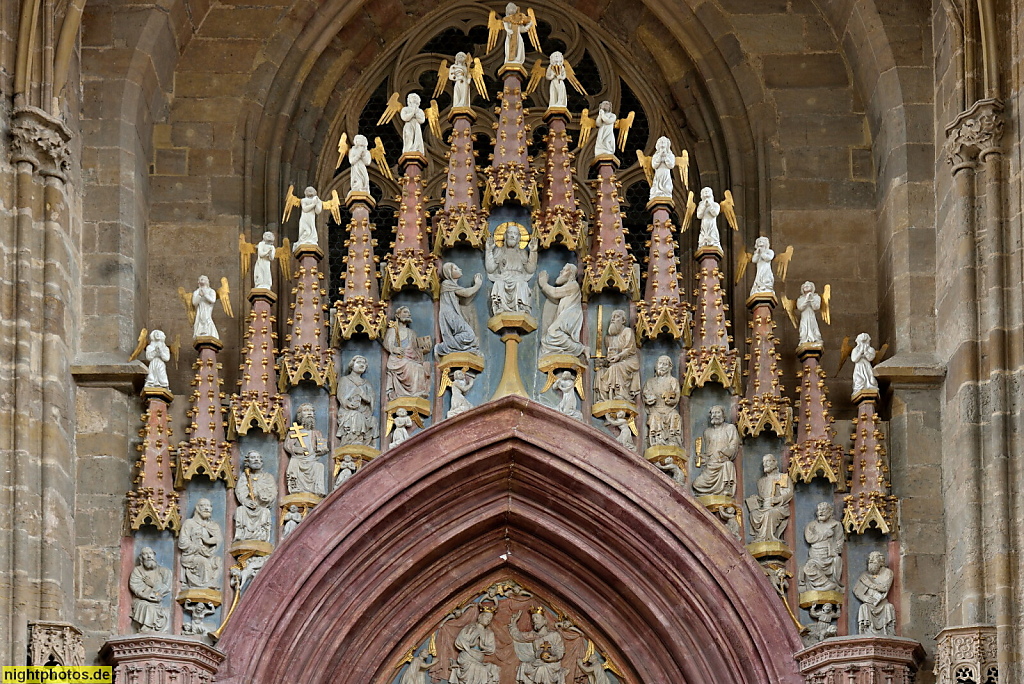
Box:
[493,221,530,249]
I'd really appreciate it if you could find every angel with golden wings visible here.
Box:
[639,136,685,201]
[239,231,291,290]
[579,101,633,157]
[433,52,487,108]
[487,3,540,65]
[282,185,342,250]
[694,187,738,250]
[377,92,440,155]
[524,51,586,109]
[177,275,232,340]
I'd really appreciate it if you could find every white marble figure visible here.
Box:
[390,409,413,446]
[383,307,432,399]
[648,136,676,200]
[594,101,617,157]
[509,609,564,684]
[797,281,823,346]
[336,355,378,447]
[804,603,838,645]
[447,370,475,418]
[144,330,170,388]
[750,236,775,296]
[745,454,793,543]
[178,498,222,589]
[799,502,845,593]
[334,454,357,488]
[554,371,582,421]
[485,224,539,315]
[604,410,636,452]
[401,652,435,684]
[229,553,267,593]
[281,505,302,537]
[450,52,472,108]
[401,93,426,156]
[233,451,277,543]
[546,52,568,109]
[719,504,742,539]
[349,135,371,194]
[851,332,879,395]
[642,355,682,448]
[539,263,585,357]
[254,232,276,289]
[854,551,896,636]
[296,187,323,249]
[502,3,534,65]
[696,187,722,250]
[449,605,501,684]
[692,405,741,498]
[594,309,640,401]
[181,600,216,636]
[192,275,219,339]
[284,403,328,497]
[435,262,482,357]
[578,652,610,684]
[656,458,686,485]
[129,547,171,633]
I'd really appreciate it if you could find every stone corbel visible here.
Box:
[796,635,925,683]
[102,635,225,684]
[945,98,1004,170]
[29,621,85,666]
[11,106,72,180]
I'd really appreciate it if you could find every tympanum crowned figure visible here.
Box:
[509,609,565,684]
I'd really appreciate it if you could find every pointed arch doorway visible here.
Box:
[214,397,803,683]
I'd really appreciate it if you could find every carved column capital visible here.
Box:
[934,625,998,684]
[10,106,72,180]
[945,98,1005,170]
[795,635,924,684]
[102,635,226,683]
[29,621,85,666]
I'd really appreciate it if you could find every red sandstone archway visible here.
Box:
[214,397,803,683]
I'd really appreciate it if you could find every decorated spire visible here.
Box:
[127,387,181,532]
[334,194,388,340]
[434,109,487,251]
[229,290,286,438]
[737,295,792,438]
[533,109,584,249]
[582,157,639,300]
[843,391,897,534]
[280,244,336,391]
[381,155,440,298]
[484,65,536,208]
[789,346,844,487]
[635,204,688,341]
[177,339,235,488]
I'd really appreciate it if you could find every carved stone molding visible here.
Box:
[934,625,998,684]
[29,621,85,666]
[945,98,1005,169]
[10,106,72,179]
[795,635,925,684]
[101,635,225,684]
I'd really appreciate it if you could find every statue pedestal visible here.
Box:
[228,540,273,558]
[644,444,686,466]
[488,312,537,400]
[798,590,844,608]
[539,353,588,393]
[592,399,636,418]
[852,388,880,404]
[334,444,380,470]
[438,352,486,374]
[280,491,323,515]
[385,396,431,419]
[102,635,225,684]
[795,636,925,684]
[745,540,793,560]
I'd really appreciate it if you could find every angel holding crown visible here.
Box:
[433,52,487,108]
[509,608,566,684]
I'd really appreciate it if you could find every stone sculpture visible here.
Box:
[281,505,302,537]
[181,601,216,636]
[449,52,472,108]
[296,186,323,248]
[401,93,426,156]
[448,604,500,684]
[509,609,565,684]
[500,3,534,65]
[435,262,482,357]
[284,403,328,497]
[593,101,618,157]
[233,451,277,543]
[192,275,219,339]
[383,307,432,399]
[642,355,682,448]
[578,652,610,684]
[854,551,896,636]
[143,330,170,389]
[447,370,475,418]
[745,454,793,543]
[696,187,722,250]
[539,263,585,357]
[799,502,845,593]
[400,652,435,684]
[594,309,640,401]
[254,232,276,290]
[336,355,378,447]
[547,51,568,108]
[692,405,741,498]
[749,236,775,296]
[554,371,583,420]
[804,603,838,646]
[851,332,879,395]
[229,553,267,593]
[719,504,742,539]
[485,224,538,315]
[334,454,357,488]
[797,281,823,346]
[604,410,636,452]
[656,458,686,484]
[390,409,414,446]
[178,498,222,589]
[648,136,676,199]
[129,547,171,633]
[349,134,371,194]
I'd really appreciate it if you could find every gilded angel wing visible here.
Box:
[371,137,393,181]
[835,335,854,377]
[335,132,349,170]
[877,343,890,362]
[178,286,196,326]
[486,11,503,54]
[524,59,545,96]
[636,150,653,184]
[385,412,394,437]
[128,328,148,362]
[238,233,256,278]
[395,648,414,668]
[218,277,234,318]
[169,334,181,367]
[680,190,696,233]
[470,58,487,98]
[775,245,795,282]
[526,8,541,51]
[275,239,293,281]
[578,108,596,148]
[734,250,752,285]
[676,149,690,190]
[281,184,302,224]
[432,59,450,100]
[780,295,798,328]
[322,189,342,224]
[425,100,442,140]
[821,284,831,325]
[721,189,739,231]
[615,111,634,151]
[563,61,587,95]
[375,92,402,126]
[439,370,452,397]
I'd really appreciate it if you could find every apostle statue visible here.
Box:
[435,262,482,357]
[749,236,775,296]
[509,608,565,684]
[143,330,170,389]
[745,454,793,543]
[485,224,539,315]
[192,275,219,339]
[539,263,585,358]
[546,51,568,109]
[696,187,722,250]
[448,604,501,684]
[498,3,535,65]
[383,306,431,399]
[851,332,879,395]
[854,551,896,636]
[648,136,676,200]
[593,309,640,401]
[642,355,682,448]
[692,405,741,498]
[336,355,378,447]
[129,547,171,633]
[401,93,426,156]
[178,498,222,589]
[797,281,823,346]
[799,502,845,593]
[349,134,371,194]
[284,403,328,497]
[233,451,277,543]
[593,101,618,157]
